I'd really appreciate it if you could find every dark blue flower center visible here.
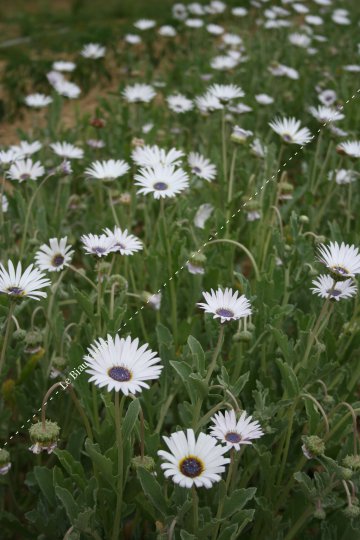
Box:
[180,456,203,478]
[283,133,293,142]
[93,247,106,254]
[331,265,348,276]
[216,308,234,318]
[108,366,132,382]
[7,286,24,296]
[327,288,342,297]
[52,254,65,267]
[225,432,242,443]
[20,173,30,180]
[153,182,168,191]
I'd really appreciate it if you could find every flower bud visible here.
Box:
[132,455,155,471]
[302,435,325,459]
[107,274,128,292]
[343,455,360,471]
[29,420,60,455]
[186,252,206,275]
[299,215,309,224]
[141,291,161,311]
[233,330,252,343]
[339,466,353,480]
[12,329,26,341]
[343,505,360,519]
[131,137,145,148]
[25,330,43,347]
[0,448,11,475]
[231,126,253,144]
[313,507,326,520]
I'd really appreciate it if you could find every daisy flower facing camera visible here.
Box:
[122,83,156,104]
[7,159,45,182]
[269,117,312,145]
[84,334,163,395]
[158,429,230,488]
[85,160,130,181]
[197,287,252,323]
[317,242,360,280]
[35,237,74,272]
[210,410,264,451]
[0,261,50,300]
[311,275,357,301]
[103,227,143,256]
[135,164,189,199]
[188,152,216,182]
[25,93,53,108]
[81,233,115,257]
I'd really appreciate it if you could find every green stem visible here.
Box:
[205,325,225,385]
[221,109,228,208]
[192,486,198,536]
[160,199,178,344]
[112,392,126,540]
[0,302,16,377]
[67,385,94,442]
[204,239,260,281]
[212,449,236,540]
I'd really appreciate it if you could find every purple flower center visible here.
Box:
[20,173,30,181]
[331,265,348,276]
[108,366,132,382]
[327,288,342,297]
[93,247,106,254]
[216,308,234,318]
[52,254,65,267]
[153,182,168,191]
[283,133,293,142]
[225,432,242,443]
[180,456,203,478]
[192,166,202,174]
[7,286,24,296]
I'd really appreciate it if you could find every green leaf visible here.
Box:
[187,374,208,401]
[231,371,250,396]
[218,524,238,540]
[187,335,205,374]
[84,439,115,490]
[275,358,300,398]
[222,488,256,518]
[32,466,57,506]
[55,486,79,522]
[137,467,167,518]
[122,398,140,440]
[170,360,192,381]
[72,286,94,319]
[180,531,196,540]
[54,449,86,490]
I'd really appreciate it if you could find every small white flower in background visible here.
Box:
[194,203,214,229]
[50,142,84,160]
[195,93,223,113]
[35,237,74,272]
[134,19,156,30]
[210,409,264,451]
[231,126,253,144]
[25,93,53,108]
[336,141,360,159]
[229,102,253,115]
[188,152,216,182]
[288,33,311,48]
[292,3,309,14]
[222,33,242,46]
[232,7,248,16]
[53,80,81,99]
[52,60,76,72]
[247,210,261,222]
[125,34,142,44]
[80,43,106,59]
[167,94,193,113]
[0,149,21,165]
[103,227,143,256]
[84,334,163,395]
[342,65,360,73]
[85,159,130,181]
[87,139,106,149]
[158,25,177,37]
[210,55,239,71]
[311,275,357,301]
[135,164,189,199]
[268,63,299,80]
[47,70,65,86]
[158,429,230,488]
[142,122,154,134]
[305,15,323,26]
[0,449,11,475]
[185,18,204,28]
[132,145,184,168]
[208,83,245,102]
[7,159,45,182]
[328,124,348,137]
[318,89,337,106]
[207,0,226,14]
[197,287,252,324]
[172,3,187,19]
[318,242,360,280]
[11,140,42,157]
[308,106,344,123]
[1,194,9,213]
[122,83,156,104]
[0,261,51,300]
[328,169,358,185]
[81,233,115,257]
[255,93,274,105]
[141,291,162,310]
[250,138,267,159]
[269,117,312,145]
[206,24,224,35]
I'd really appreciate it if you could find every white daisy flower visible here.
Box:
[269,117,312,145]
[328,169,359,185]
[194,203,214,229]
[232,7,248,16]
[210,55,239,71]
[158,25,177,37]
[185,18,204,28]
[1,194,9,213]
[84,334,163,395]
[122,83,156,104]
[328,125,348,138]
[318,242,360,280]
[103,227,143,256]
[87,139,106,149]
[305,15,323,26]
[250,138,267,158]
[134,19,156,30]
[208,83,245,102]
[247,210,261,221]
[35,237,74,272]
[268,63,299,80]
[125,34,142,44]
[318,89,337,106]
[167,94,193,113]
[11,141,42,157]
[52,61,76,72]
[131,145,184,167]
[81,233,115,257]
[197,287,252,323]
[336,141,360,159]
[135,164,189,199]
[24,93,53,108]
[208,1,226,14]
[85,159,130,181]
[255,93,274,105]
[47,70,65,86]
[292,3,309,14]
[210,410,264,450]
[0,261,50,300]
[53,80,81,99]
[158,429,230,489]
[7,159,45,182]
[188,152,216,182]
[288,33,311,48]
[222,33,243,46]
[311,275,357,301]
[206,24,224,35]
[50,142,84,160]
[80,43,106,59]
[195,93,223,113]
[308,106,344,123]
[0,149,20,165]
